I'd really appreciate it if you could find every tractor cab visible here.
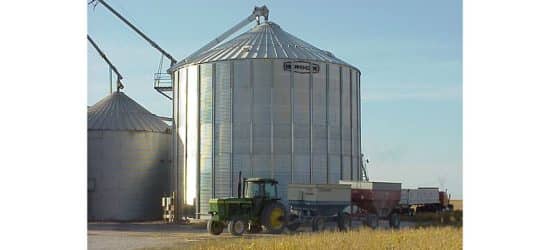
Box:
[243,178,279,200]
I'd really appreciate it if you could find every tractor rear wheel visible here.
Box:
[207,220,224,235]
[228,218,246,236]
[261,202,288,234]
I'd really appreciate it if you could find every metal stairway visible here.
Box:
[154,72,172,100]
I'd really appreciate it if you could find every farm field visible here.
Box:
[451,200,463,210]
[182,227,462,250]
[88,211,463,250]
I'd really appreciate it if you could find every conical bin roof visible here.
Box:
[176,21,356,70]
[88,92,169,133]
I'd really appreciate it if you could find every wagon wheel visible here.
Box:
[312,216,326,232]
[261,202,288,234]
[207,220,224,235]
[337,213,352,232]
[286,214,301,232]
[389,213,400,229]
[366,214,379,229]
[286,221,301,232]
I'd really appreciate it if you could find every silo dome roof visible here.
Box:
[177,22,355,69]
[88,92,169,133]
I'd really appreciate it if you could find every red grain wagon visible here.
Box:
[340,181,402,228]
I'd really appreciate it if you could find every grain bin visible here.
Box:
[171,18,362,219]
[88,92,171,221]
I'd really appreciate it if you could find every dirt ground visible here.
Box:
[88,220,417,250]
[87,222,277,250]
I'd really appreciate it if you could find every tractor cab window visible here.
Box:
[244,181,278,199]
[264,182,277,199]
[245,182,263,198]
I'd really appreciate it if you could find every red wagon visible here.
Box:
[340,181,402,228]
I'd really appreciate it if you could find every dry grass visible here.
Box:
[450,200,463,210]
[179,227,462,250]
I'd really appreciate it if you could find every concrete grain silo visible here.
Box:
[88,92,171,221]
[170,13,362,219]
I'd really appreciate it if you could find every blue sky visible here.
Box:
[88,0,462,198]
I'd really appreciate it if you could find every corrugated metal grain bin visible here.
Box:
[88,92,171,221]
[171,21,362,218]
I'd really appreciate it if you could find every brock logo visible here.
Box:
[283,61,320,74]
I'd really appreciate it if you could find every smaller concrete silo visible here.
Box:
[88,92,171,221]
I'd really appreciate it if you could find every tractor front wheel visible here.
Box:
[228,218,246,236]
[207,220,224,235]
[261,202,288,234]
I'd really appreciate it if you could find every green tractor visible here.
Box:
[207,173,288,236]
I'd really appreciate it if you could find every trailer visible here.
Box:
[286,181,403,231]
[398,188,453,214]
[286,184,352,231]
[340,180,402,229]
